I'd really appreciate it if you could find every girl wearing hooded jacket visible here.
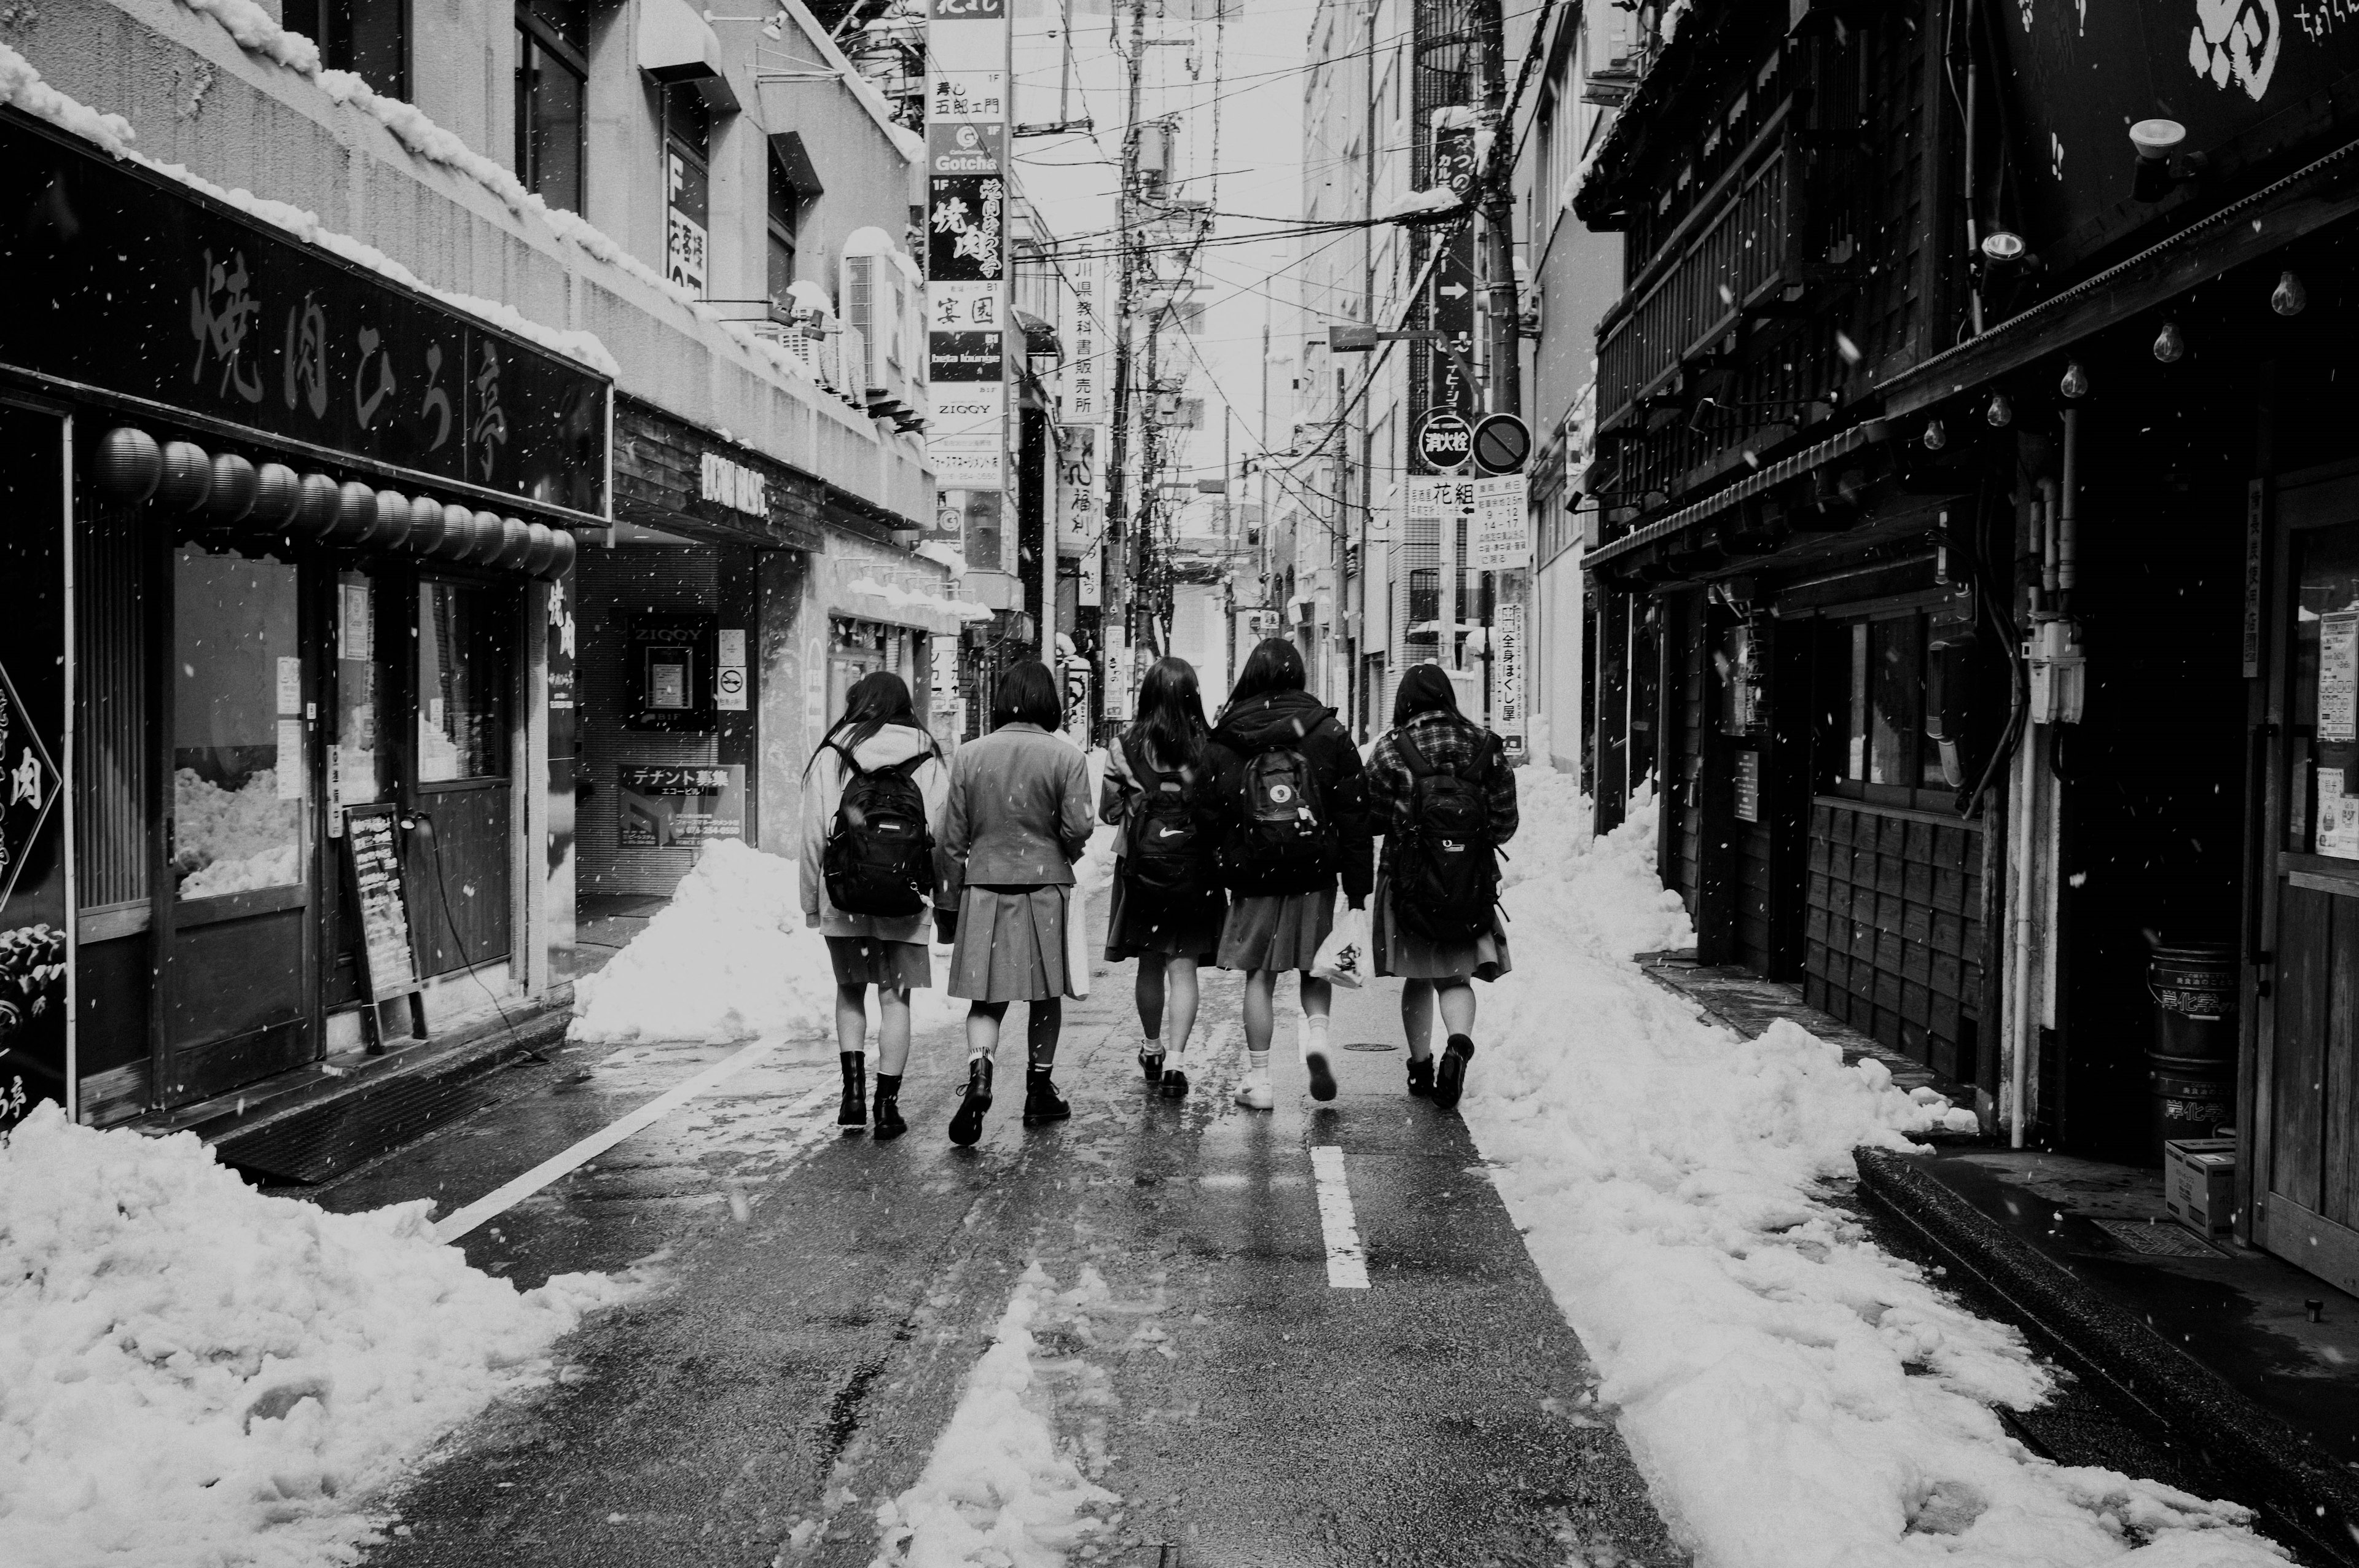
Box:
[1202,639,1374,1109]
[800,671,951,1141]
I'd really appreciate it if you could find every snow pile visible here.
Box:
[570,840,961,1046]
[0,1106,628,1568]
[174,768,301,899]
[870,1262,1117,1567]
[1466,768,2283,1564]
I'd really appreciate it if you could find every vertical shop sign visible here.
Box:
[1495,599,1525,757]
[926,0,1011,509]
[1057,424,1098,558]
[546,571,577,983]
[0,407,66,1129]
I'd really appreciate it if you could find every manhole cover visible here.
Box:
[2093,1218,2223,1257]
[1342,1042,1398,1052]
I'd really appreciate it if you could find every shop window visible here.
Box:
[665,86,712,298]
[305,0,408,99]
[418,582,509,782]
[1828,604,1971,806]
[335,572,392,807]
[515,0,589,214]
[172,552,303,901]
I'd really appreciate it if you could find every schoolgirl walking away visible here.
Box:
[799,672,950,1141]
[1100,656,1223,1099]
[1366,663,1519,1109]
[1203,639,1372,1109]
[938,660,1097,1145]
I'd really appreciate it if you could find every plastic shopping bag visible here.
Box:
[1065,880,1093,1000]
[1312,902,1369,989]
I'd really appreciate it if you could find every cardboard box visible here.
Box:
[2164,1137,2239,1238]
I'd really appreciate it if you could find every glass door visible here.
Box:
[407,577,515,979]
[154,547,317,1105]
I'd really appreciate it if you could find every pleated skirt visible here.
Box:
[949,884,1073,1002]
[1371,867,1512,982]
[1104,862,1225,961]
[824,935,932,991]
[1216,886,1335,974]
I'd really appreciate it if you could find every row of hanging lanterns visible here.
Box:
[93,427,577,580]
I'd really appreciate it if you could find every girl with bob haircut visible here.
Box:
[1364,662,1519,1109]
[1099,655,1223,1098]
[799,671,949,1140]
[937,659,1096,1144]
[1201,639,1372,1109]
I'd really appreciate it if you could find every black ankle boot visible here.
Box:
[1406,1056,1435,1098]
[1433,1034,1476,1111]
[872,1072,906,1141]
[839,1051,867,1130]
[948,1057,993,1145]
[1022,1066,1071,1125]
[1157,1066,1190,1099]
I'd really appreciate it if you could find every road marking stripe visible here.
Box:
[434,1041,811,1243]
[1309,1144,1371,1289]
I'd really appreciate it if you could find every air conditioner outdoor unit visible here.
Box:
[842,249,915,417]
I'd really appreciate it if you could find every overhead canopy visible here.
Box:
[637,0,738,111]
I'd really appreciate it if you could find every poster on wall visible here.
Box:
[0,406,67,1129]
[617,765,746,848]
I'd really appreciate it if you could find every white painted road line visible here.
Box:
[1309,1144,1371,1289]
[434,1041,814,1243]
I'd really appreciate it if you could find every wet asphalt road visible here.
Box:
[317,953,1685,1568]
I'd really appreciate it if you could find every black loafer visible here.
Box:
[1433,1035,1476,1111]
[1157,1067,1190,1099]
[1138,1047,1165,1082]
[1306,1047,1337,1102]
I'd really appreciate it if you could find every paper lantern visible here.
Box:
[204,454,257,521]
[490,517,533,568]
[405,497,449,554]
[367,489,414,550]
[541,528,578,579]
[518,523,557,576]
[95,427,162,501]
[156,442,213,511]
[326,480,378,542]
[292,473,341,538]
[250,463,302,528]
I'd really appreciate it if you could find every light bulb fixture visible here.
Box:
[1979,230,2027,266]
[2272,270,2309,316]
[2153,320,2186,363]
[2059,360,2091,399]
[2130,119,2190,202]
[1985,392,2013,428]
[1922,418,1948,452]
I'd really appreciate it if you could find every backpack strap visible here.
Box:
[1394,726,1438,781]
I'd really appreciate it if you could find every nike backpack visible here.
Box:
[821,749,934,917]
[1217,730,1336,895]
[1122,738,1211,900]
[1391,726,1500,943]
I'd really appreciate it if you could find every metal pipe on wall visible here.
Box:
[2059,408,2081,604]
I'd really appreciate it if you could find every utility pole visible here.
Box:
[1474,0,1519,421]
[1103,0,1147,691]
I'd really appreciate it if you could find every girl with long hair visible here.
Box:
[1099,656,1222,1098]
[937,660,1097,1144]
[1365,663,1519,1109]
[799,671,949,1139]
[1202,639,1373,1109]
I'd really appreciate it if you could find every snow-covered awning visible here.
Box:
[837,575,994,637]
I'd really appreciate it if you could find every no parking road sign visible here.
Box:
[1472,412,1530,475]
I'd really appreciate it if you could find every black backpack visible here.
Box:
[1390,725,1500,943]
[1217,722,1337,895]
[1122,738,1213,900]
[821,747,934,917]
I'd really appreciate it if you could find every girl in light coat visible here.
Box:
[800,671,950,1140]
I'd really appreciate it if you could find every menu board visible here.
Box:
[343,805,420,999]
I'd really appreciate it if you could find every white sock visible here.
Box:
[1302,1015,1331,1061]
[1246,1049,1271,1085]
[1143,1032,1162,1054]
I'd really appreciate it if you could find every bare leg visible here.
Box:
[1437,979,1477,1040]
[1299,974,1333,1019]
[834,983,869,1055]
[1028,998,1063,1066]
[875,986,913,1076]
[1135,960,1166,1038]
[1242,969,1277,1052]
[1161,955,1200,1055]
[966,1000,1007,1061]
[1401,980,1436,1061]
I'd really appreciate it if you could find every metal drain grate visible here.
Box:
[2093,1217,2223,1257]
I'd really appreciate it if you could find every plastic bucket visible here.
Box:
[2148,1051,2235,1164]
[2148,940,2237,1062]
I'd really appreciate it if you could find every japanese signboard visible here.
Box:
[1493,599,1526,758]
[341,805,422,1003]
[1062,254,1108,423]
[927,0,1011,522]
[618,765,746,847]
[0,406,66,1131]
[2,117,608,518]
[1057,425,1100,558]
[1469,474,1530,570]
